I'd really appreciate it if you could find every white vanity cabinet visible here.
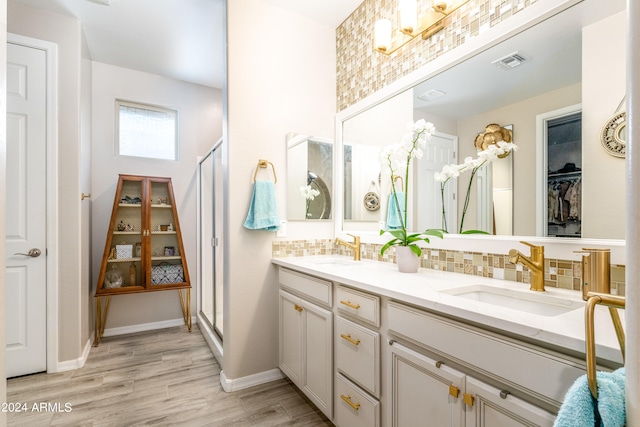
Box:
[387,301,564,426]
[278,269,333,419]
[334,285,382,427]
[464,377,556,427]
[388,341,465,427]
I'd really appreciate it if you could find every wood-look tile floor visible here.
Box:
[7,326,333,426]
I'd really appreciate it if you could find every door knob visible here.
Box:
[14,248,42,258]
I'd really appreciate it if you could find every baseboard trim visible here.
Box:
[102,316,197,337]
[52,337,92,373]
[220,368,284,392]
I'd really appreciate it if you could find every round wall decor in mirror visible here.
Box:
[600,111,626,158]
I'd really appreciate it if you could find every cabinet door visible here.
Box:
[464,377,555,427]
[279,290,303,385]
[389,342,465,427]
[97,176,146,293]
[147,177,189,287]
[302,298,333,419]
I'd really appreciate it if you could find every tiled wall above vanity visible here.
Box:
[336,0,540,111]
[272,239,626,296]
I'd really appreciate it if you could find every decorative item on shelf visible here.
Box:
[117,221,126,231]
[379,119,444,273]
[164,246,175,256]
[160,224,169,231]
[121,195,141,204]
[168,223,173,231]
[129,262,137,287]
[151,262,185,285]
[104,264,123,288]
[157,196,168,205]
[124,223,134,232]
[135,242,142,258]
[374,0,471,55]
[115,243,133,259]
[435,125,517,234]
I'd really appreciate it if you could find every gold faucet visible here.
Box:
[508,241,545,292]
[335,234,361,261]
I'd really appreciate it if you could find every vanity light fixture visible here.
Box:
[374,0,471,55]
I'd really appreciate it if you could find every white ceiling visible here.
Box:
[9,0,362,89]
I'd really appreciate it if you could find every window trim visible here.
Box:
[115,99,179,161]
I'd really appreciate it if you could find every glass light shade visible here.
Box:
[398,0,417,34]
[374,19,392,52]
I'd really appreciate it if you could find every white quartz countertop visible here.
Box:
[272,255,625,364]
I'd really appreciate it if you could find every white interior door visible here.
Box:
[5,41,48,378]
[416,132,457,232]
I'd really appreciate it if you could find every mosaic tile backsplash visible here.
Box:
[272,239,626,296]
[336,0,539,111]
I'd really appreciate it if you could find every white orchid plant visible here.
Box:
[434,140,518,233]
[300,185,320,218]
[379,119,443,257]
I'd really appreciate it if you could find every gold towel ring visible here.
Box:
[253,159,277,183]
[390,175,404,192]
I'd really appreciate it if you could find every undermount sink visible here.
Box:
[442,285,584,317]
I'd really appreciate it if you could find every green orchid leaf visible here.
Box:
[380,239,399,255]
[460,229,491,235]
[409,244,422,257]
[422,228,444,239]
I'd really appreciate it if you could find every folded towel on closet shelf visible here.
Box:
[554,368,625,427]
[243,180,280,231]
[386,191,405,230]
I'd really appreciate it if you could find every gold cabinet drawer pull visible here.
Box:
[449,384,460,398]
[340,333,361,346]
[293,304,303,312]
[340,300,361,309]
[340,394,361,411]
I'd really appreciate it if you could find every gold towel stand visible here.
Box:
[253,159,277,183]
[585,292,625,399]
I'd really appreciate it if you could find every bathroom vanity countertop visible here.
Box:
[272,255,624,364]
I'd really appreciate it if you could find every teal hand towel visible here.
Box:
[243,180,280,231]
[386,191,405,230]
[554,368,625,427]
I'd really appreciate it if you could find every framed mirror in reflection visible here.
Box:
[287,134,333,220]
[338,0,626,240]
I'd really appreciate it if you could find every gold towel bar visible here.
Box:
[253,159,277,183]
[585,292,625,399]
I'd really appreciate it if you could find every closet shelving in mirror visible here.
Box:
[94,174,192,346]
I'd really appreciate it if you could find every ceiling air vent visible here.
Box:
[492,52,527,70]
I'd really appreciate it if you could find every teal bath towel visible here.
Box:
[386,191,405,230]
[554,368,625,427]
[243,180,280,231]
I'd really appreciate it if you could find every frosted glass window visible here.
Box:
[117,100,178,160]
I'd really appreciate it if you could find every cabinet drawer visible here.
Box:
[388,301,584,407]
[336,317,380,397]
[334,374,380,427]
[336,285,380,327]
[278,267,332,307]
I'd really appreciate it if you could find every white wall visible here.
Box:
[225,0,336,380]
[582,11,626,239]
[91,62,222,329]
